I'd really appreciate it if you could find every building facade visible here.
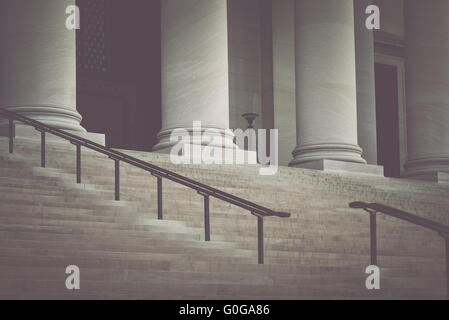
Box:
[1,0,449,183]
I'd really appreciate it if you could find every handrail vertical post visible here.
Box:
[76,144,81,184]
[115,159,120,201]
[370,212,377,266]
[157,177,163,220]
[8,119,13,154]
[445,236,449,300]
[204,195,210,242]
[258,215,264,265]
[40,131,46,168]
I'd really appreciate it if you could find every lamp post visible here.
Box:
[241,113,259,159]
[242,113,259,130]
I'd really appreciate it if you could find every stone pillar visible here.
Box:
[272,0,297,167]
[153,0,234,153]
[0,0,85,132]
[354,0,378,165]
[403,0,449,182]
[290,0,367,168]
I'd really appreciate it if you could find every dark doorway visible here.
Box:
[76,0,161,151]
[375,63,401,178]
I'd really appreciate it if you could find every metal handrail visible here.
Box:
[349,201,449,299]
[1,108,290,264]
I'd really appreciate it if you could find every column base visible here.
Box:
[289,143,367,166]
[404,157,449,180]
[154,142,258,166]
[153,127,237,152]
[405,172,449,184]
[291,159,384,176]
[0,105,86,133]
[404,156,449,184]
[0,123,106,146]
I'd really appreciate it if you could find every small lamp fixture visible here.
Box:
[242,113,259,129]
[241,113,259,158]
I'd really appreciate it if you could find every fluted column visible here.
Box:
[404,0,449,180]
[290,0,366,167]
[153,0,234,152]
[0,0,85,132]
[354,0,378,165]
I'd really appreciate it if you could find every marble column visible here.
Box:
[153,0,234,152]
[354,0,378,165]
[403,0,449,181]
[0,0,85,132]
[272,0,297,166]
[290,0,367,167]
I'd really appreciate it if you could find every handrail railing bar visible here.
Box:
[350,202,449,235]
[1,108,291,265]
[0,108,289,219]
[3,110,229,193]
[10,110,277,214]
[119,155,278,215]
[350,201,449,299]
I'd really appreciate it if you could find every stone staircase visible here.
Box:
[0,133,448,299]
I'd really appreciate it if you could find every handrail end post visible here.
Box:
[8,118,14,154]
[258,215,264,265]
[157,176,163,220]
[443,236,449,300]
[40,130,46,168]
[204,195,210,242]
[370,211,377,266]
[76,144,81,184]
[114,159,120,201]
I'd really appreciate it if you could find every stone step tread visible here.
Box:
[0,230,235,248]
[2,137,445,178]
[2,165,447,204]
[1,203,442,233]
[1,228,443,259]
[0,278,444,299]
[0,204,439,232]
[0,238,252,257]
[0,247,257,264]
[1,172,446,220]
[0,203,443,239]
[0,216,442,250]
[2,137,449,300]
[0,223,203,241]
[1,237,441,261]
[0,215,191,231]
[0,254,444,276]
[0,244,444,271]
[1,264,443,281]
[3,144,449,197]
[0,269,442,291]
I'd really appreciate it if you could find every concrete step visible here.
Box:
[1,136,448,299]
[0,238,252,258]
[0,277,443,300]
[0,265,443,291]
